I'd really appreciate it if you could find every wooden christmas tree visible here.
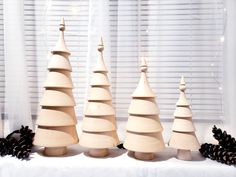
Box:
[79,38,119,157]
[169,76,200,160]
[124,58,165,160]
[33,18,79,156]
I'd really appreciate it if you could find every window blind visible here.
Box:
[0,0,225,121]
[24,0,89,116]
[110,0,224,120]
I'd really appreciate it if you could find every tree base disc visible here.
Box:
[44,147,67,156]
[134,152,155,160]
[177,149,192,161]
[88,148,109,157]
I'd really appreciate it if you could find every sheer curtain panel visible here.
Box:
[2,0,33,136]
[0,0,227,139]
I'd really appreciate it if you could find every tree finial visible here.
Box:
[179,76,186,91]
[140,57,147,72]
[59,17,65,31]
[98,37,104,52]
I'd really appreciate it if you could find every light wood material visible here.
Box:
[126,115,163,132]
[176,92,189,106]
[132,58,155,98]
[132,75,155,98]
[177,149,192,161]
[34,126,78,147]
[169,131,200,150]
[88,148,109,157]
[87,87,112,101]
[52,18,70,54]
[128,98,159,115]
[90,73,110,86]
[80,131,119,149]
[169,76,200,160]
[132,59,155,98]
[134,152,155,161]
[48,54,72,71]
[37,107,77,126]
[124,131,165,152]
[92,37,108,73]
[82,116,116,132]
[44,71,73,88]
[80,38,119,156]
[124,58,165,160]
[171,117,195,132]
[174,107,192,117]
[84,102,115,116]
[44,147,67,156]
[33,18,79,156]
[40,90,75,107]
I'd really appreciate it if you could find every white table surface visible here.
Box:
[0,145,235,177]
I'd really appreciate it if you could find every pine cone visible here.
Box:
[212,125,236,152]
[7,137,18,155]
[200,143,236,165]
[117,143,125,149]
[11,129,34,160]
[12,141,31,159]
[2,125,35,160]
[0,138,9,156]
[19,126,33,138]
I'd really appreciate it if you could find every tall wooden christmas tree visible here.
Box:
[79,38,119,157]
[169,76,200,160]
[33,18,79,156]
[124,58,165,160]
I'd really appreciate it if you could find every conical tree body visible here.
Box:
[93,52,108,73]
[126,115,162,133]
[36,107,77,126]
[132,73,155,97]
[169,76,200,151]
[87,87,112,101]
[44,71,73,88]
[52,18,70,54]
[48,54,72,71]
[34,19,79,155]
[124,58,165,154]
[80,39,119,150]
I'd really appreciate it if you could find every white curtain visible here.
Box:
[0,0,233,140]
[2,0,33,136]
[86,0,112,96]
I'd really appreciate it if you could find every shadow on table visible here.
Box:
[34,146,82,158]
[127,147,205,162]
[191,151,205,161]
[83,148,127,159]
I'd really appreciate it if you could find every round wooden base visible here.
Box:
[177,149,192,161]
[134,152,155,161]
[44,147,67,156]
[88,148,109,157]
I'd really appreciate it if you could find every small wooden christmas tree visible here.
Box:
[169,76,200,160]
[124,58,165,160]
[79,38,119,157]
[33,18,79,156]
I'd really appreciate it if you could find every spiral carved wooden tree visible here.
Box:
[34,18,79,156]
[169,76,200,160]
[124,58,165,160]
[80,38,119,157]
